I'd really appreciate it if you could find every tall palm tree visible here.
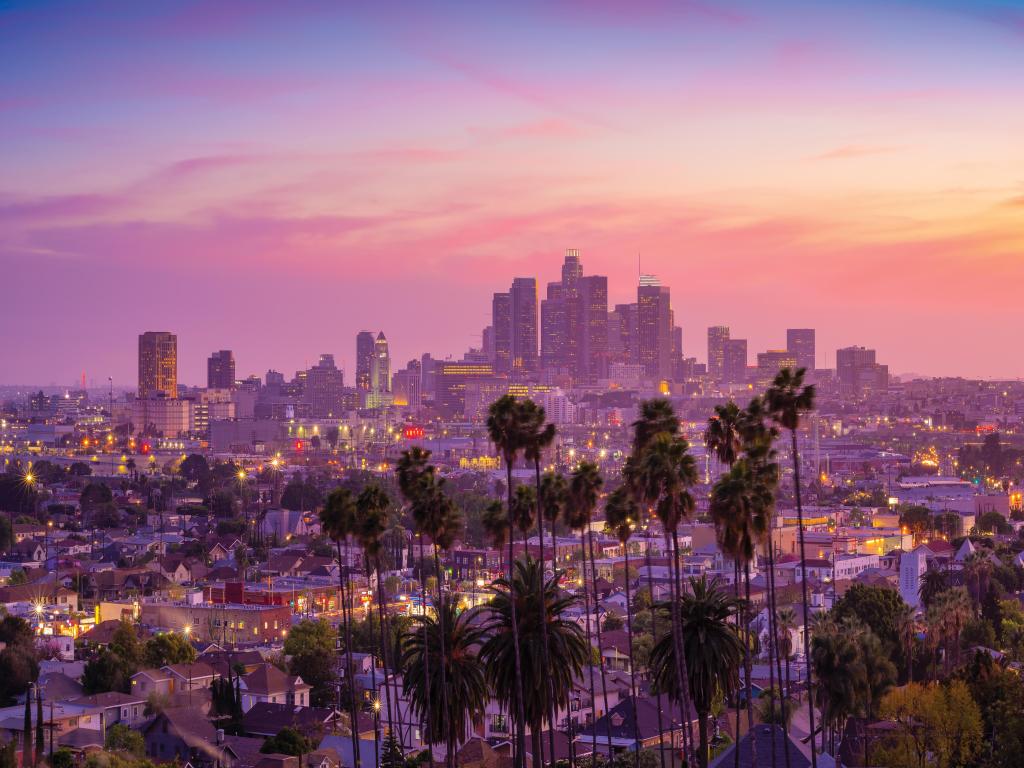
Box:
[605,486,642,768]
[651,576,744,768]
[810,617,865,755]
[520,402,559,767]
[356,485,396,761]
[320,488,361,768]
[510,484,536,550]
[775,606,797,700]
[539,471,568,575]
[396,448,440,767]
[896,604,916,684]
[709,460,763,767]
[481,556,590,768]
[400,596,488,759]
[928,586,972,674]
[566,461,614,762]
[629,400,696,763]
[486,394,529,768]
[764,367,817,768]
[409,476,463,768]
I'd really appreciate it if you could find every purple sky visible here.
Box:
[3,0,1024,385]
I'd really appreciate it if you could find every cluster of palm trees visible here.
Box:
[316,368,818,768]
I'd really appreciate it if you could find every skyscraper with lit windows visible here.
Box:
[138,331,177,399]
[207,350,235,389]
[637,276,672,379]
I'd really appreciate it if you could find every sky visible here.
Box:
[2,0,1024,386]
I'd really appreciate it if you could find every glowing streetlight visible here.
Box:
[183,625,192,637]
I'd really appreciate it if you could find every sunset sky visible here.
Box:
[3,0,1023,385]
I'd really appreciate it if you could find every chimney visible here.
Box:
[216,729,225,745]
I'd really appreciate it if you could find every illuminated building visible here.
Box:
[576,275,608,381]
[437,362,495,419]
[637,277,672,379]
[371,332,391,394]
[138,331,177,399]
[491,292,512,374]
[206,350,235,389]
[756,349,798,385]
[786,328,816,371]
[130,396,192,437]
[355,331,375,391]
[510,277,539,377]
[608,303,638,366]
[541,282,568,370]
[707,326,729,381]
[391,359,422,409]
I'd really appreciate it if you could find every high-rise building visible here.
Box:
[707,326,730,382]
[436,361,495,419]
[836,346,888,396]
[371,332,391,393]
[637,277,672,380]
[509,277,538,377]
[138,331,177,399]
[207,350,235,389]
[576,275,608,380]
[786,329,816,371]
[355,331,375,391]
[492,292,512,374]
[305,354,345,417]
[608,303,639,365]
[723,338,748,384]
[541,282,568,370]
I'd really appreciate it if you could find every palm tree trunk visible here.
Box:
[765,561,778,768]
[624,547,641,768]
[337,542,361,768]
[670,529,695,764]
[588,528,615,762]
[734,559,742,768]
[643,518,668,768]
[743,563,757,768]
[791,428,817,768]
[535,457,558,768]
[432,546,453,768]
[506,462,528,768]
[580,530,601,766]
[767,543,790,768]
[417,534,435,767]
[374,557,401,753]
[698,706,710,768]
[364,561,381,768]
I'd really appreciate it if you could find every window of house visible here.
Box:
[490,714,508,733]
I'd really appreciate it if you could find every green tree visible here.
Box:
[281,479,322,512]
[260,727,312,756]
[480,556,589,768]
[832,584,908,669]
[81,650,132,694]
[400,596,487,761]
[105,724,144,756]
[143,633,196,668]
[283,619,337,707]
[7,570,26,586]
[650,576,744,768]
[48,749,73,768]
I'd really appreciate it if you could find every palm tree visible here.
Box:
[709,460,763,765]
[486,394,529,768]
[775,607,797,699]
[320,488,361,768]
[928,586,972,674]
[400,596,488,759]
[482,500,509,549]
[896,604,916,684]
[705,401,744,473]
[355,485,395,761]
[510,484,537,549]
[650,576,744,768]
[764,367,817,768]
[918,568,949,610]
[481,556,590,768]
[566,461,614,762]
[520,402,559,767]
[409,475,463,768]
[810,617,865,755]
[604,486,642,768]
[539,471,568,575]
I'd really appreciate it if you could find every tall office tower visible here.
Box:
[370,332,391,393]
[560,249,582,373]
[786,328,816,371]
[491,292,512,374]
[392,359,422,409]
[509,277,538,377]
[541,282,568,369]
[576,275,608,380]
[265,370,285,388]
[304,354,345,417]
[836,346,888,396]
[355,331,375,391]
[207,350,235,389]
[723,338,748,384]
[707,326,730,381]
[608,303,639,364]
[420,354,439,401]
[637,277,672,379]
[482,326,494,362]
[138,332,178,399]
[671,324,685,380]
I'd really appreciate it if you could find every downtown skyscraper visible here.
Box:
[539,249,608,381]
[637,275,672,380]
[492,277,538,378]
[138,331,178,399]
[207,350,235,389]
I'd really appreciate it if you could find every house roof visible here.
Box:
[241,664,307,695]
[242,703,340,737]
[163,662,216,680]
[710,724,810,768]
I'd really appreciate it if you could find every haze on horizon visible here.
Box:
[2,0,1023,386]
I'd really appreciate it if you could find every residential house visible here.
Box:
[238,665,312,712]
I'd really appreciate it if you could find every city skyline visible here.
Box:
[4,0,1024,384]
